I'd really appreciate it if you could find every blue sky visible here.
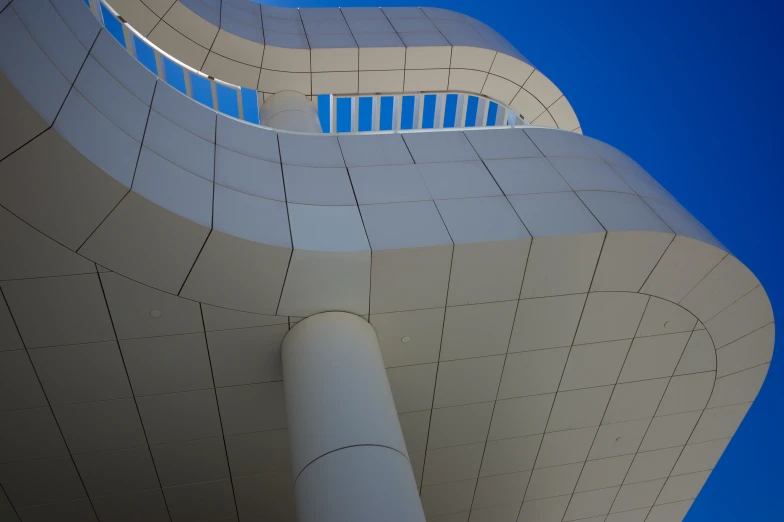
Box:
[260,0,784,519]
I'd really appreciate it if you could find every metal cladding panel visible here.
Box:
[0,3,774,522]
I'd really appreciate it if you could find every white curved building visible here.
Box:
[0,1,774,522]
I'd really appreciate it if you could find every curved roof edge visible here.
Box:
[107,0,580,131]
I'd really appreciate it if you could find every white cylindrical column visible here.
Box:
[282,312,425,522]
[260,90,322,133]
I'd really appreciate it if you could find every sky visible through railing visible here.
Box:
[322,93,513,133]
[84,0,522,133]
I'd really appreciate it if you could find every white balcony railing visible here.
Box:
[324,92,524,134]
[84,0,527,133]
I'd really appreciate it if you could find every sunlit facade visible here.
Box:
[0,1,774,521]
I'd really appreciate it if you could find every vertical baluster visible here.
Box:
[413,94,423,129]
[434,93,445,129]
[331,95,337,133]
[121,22,136,58]
[89,0,102,22]
[209,77,218,110]
[392,95,402,131]
[153,50,166,81]
[183,70,193,98]
[372,95,381,131]
[455,94,468,128]
[237,88,244,120]
[476,97,489,127]
[494,105,505,126]
[351,97,358,133]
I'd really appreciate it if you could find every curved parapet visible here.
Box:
[107,0,580,130]
[0,2,773,522]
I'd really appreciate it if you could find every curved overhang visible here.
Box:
[0,1,774,521]
[107,0,581,131]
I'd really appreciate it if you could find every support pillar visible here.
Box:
[281,312,426,522]
[259,90,322,133]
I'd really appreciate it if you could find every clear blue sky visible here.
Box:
[262,1,783,519]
